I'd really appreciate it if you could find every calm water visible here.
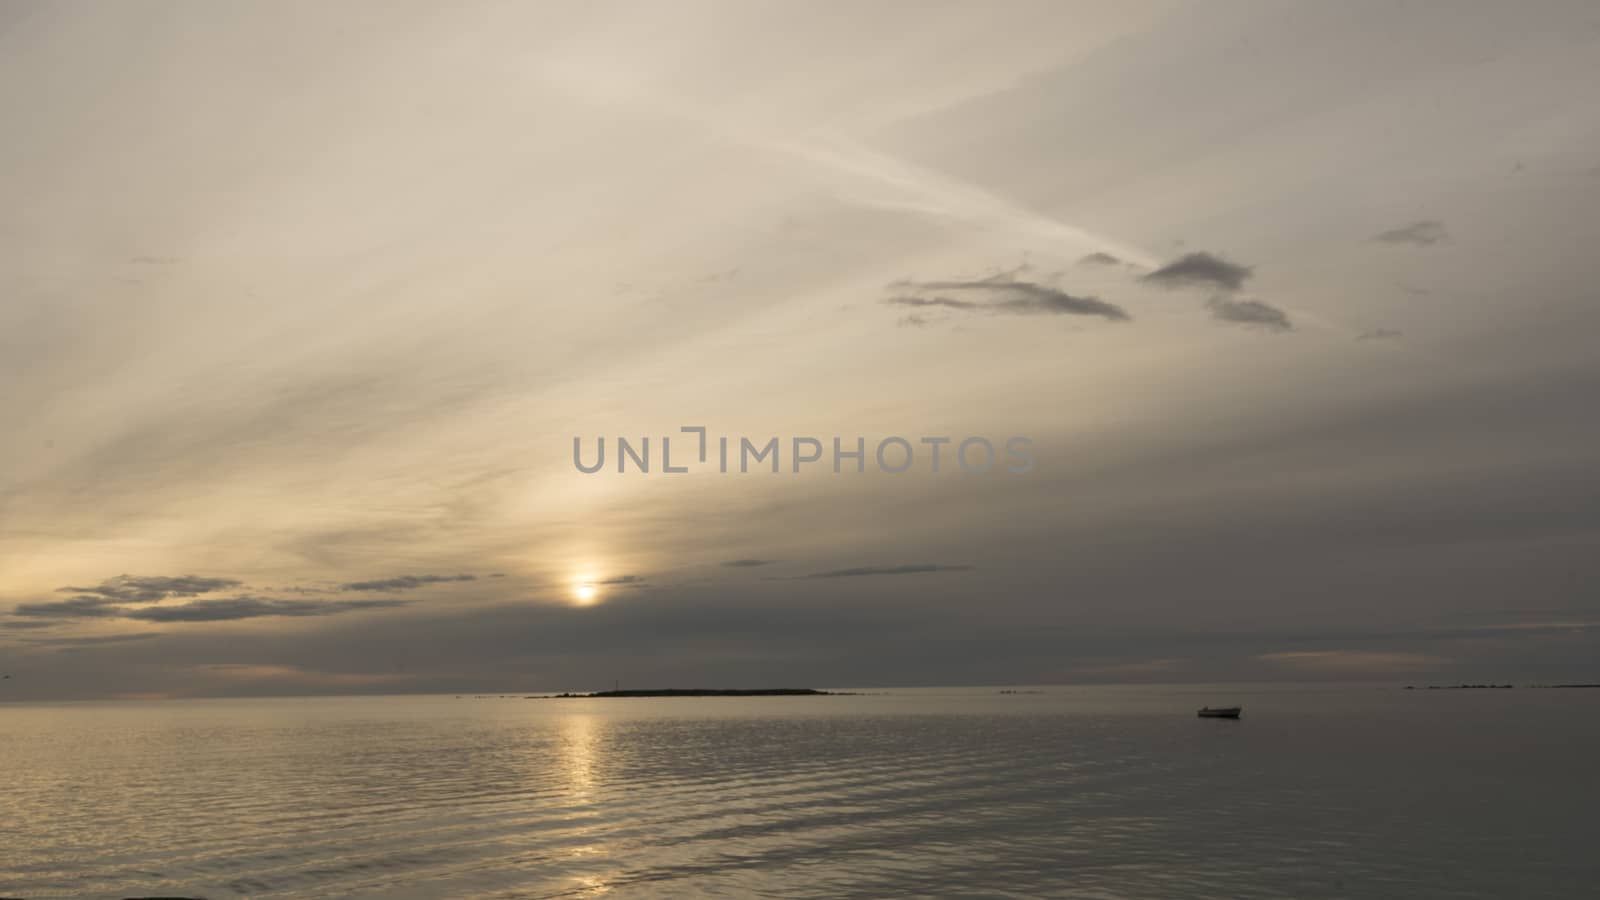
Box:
[1,684,1594,899]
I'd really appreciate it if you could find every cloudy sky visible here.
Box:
[3,0,1599,699]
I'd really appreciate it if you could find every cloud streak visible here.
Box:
[0,620,61,630]
[56,575,241,604]
[887,278,1129,321]
[1374,221,1449,246]
[12,589,413,624]
[14,597,124,618]
[340,574,476,592]
[1257,650,1450,671]
[28,633,164,651]
[594,575,644,585]
[798,564,974,579]
[125,597,411,622]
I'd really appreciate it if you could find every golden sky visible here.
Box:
[4,1,1599,697]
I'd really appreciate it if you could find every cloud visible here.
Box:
[1257,650,1449,671]
[1358,328,1404,341]
[14,597,124,618]
[1136,251,1288,332]
[1206,296,1293,332]
[196,663,408,687]
[886,278,1129,321]
[1140,252,1253,292]
[898,313,932,327]
[340,574,476,592]
[25,633,162,647]
[13,593,413,623]
[125,596,411,622]
[721,559,776,568]
[55,575,241,604]
[799,563,973,579]
[1374,220,1449,246]
[595,575,643,585]
[1077,252,1122,266]
[886,294,980,311]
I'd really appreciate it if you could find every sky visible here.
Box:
[3,0,1599,699]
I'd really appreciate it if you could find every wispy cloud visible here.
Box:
[798,564,973,579]
[13,591,411,623]
[1358,328,1404,341]
[1258,650,1449,671]
[56,575,241,604]
[14,597,124,618]
[887,295,980,311]
[125,597,411,622]
[721,559,776,568]
[197,663,410,687]
[886,278,1129,321]
[26,633,164,651]
[340,574,476,592]
[888,295,979,311]
[1374,221,1449,246]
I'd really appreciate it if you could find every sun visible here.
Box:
[573,582,598,605]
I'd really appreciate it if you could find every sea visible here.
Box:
[1,684,1594,898]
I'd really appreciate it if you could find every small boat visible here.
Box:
[1197,706,1242,718]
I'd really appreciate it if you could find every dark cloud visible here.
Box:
[595,575,643,585]
[12,590,412,623]
[898,313,932,327]
[887,278,1129,321]
[25,633,163,649]
[1140,252,1253,292]
[799,564,974,579]
[125,597,411,622]
[14,597,124,618]
[1,619,62,630]
[1206,296,1293,332]
[1374,221,1449,246]
[887,294,979,311]
[1359,328,1404,341]
[1077,252,1122,266]
[721,559,776,568]
[56,574,241,604]
[340,574,476,592]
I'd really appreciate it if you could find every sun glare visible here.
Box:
[573,582,599,605]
